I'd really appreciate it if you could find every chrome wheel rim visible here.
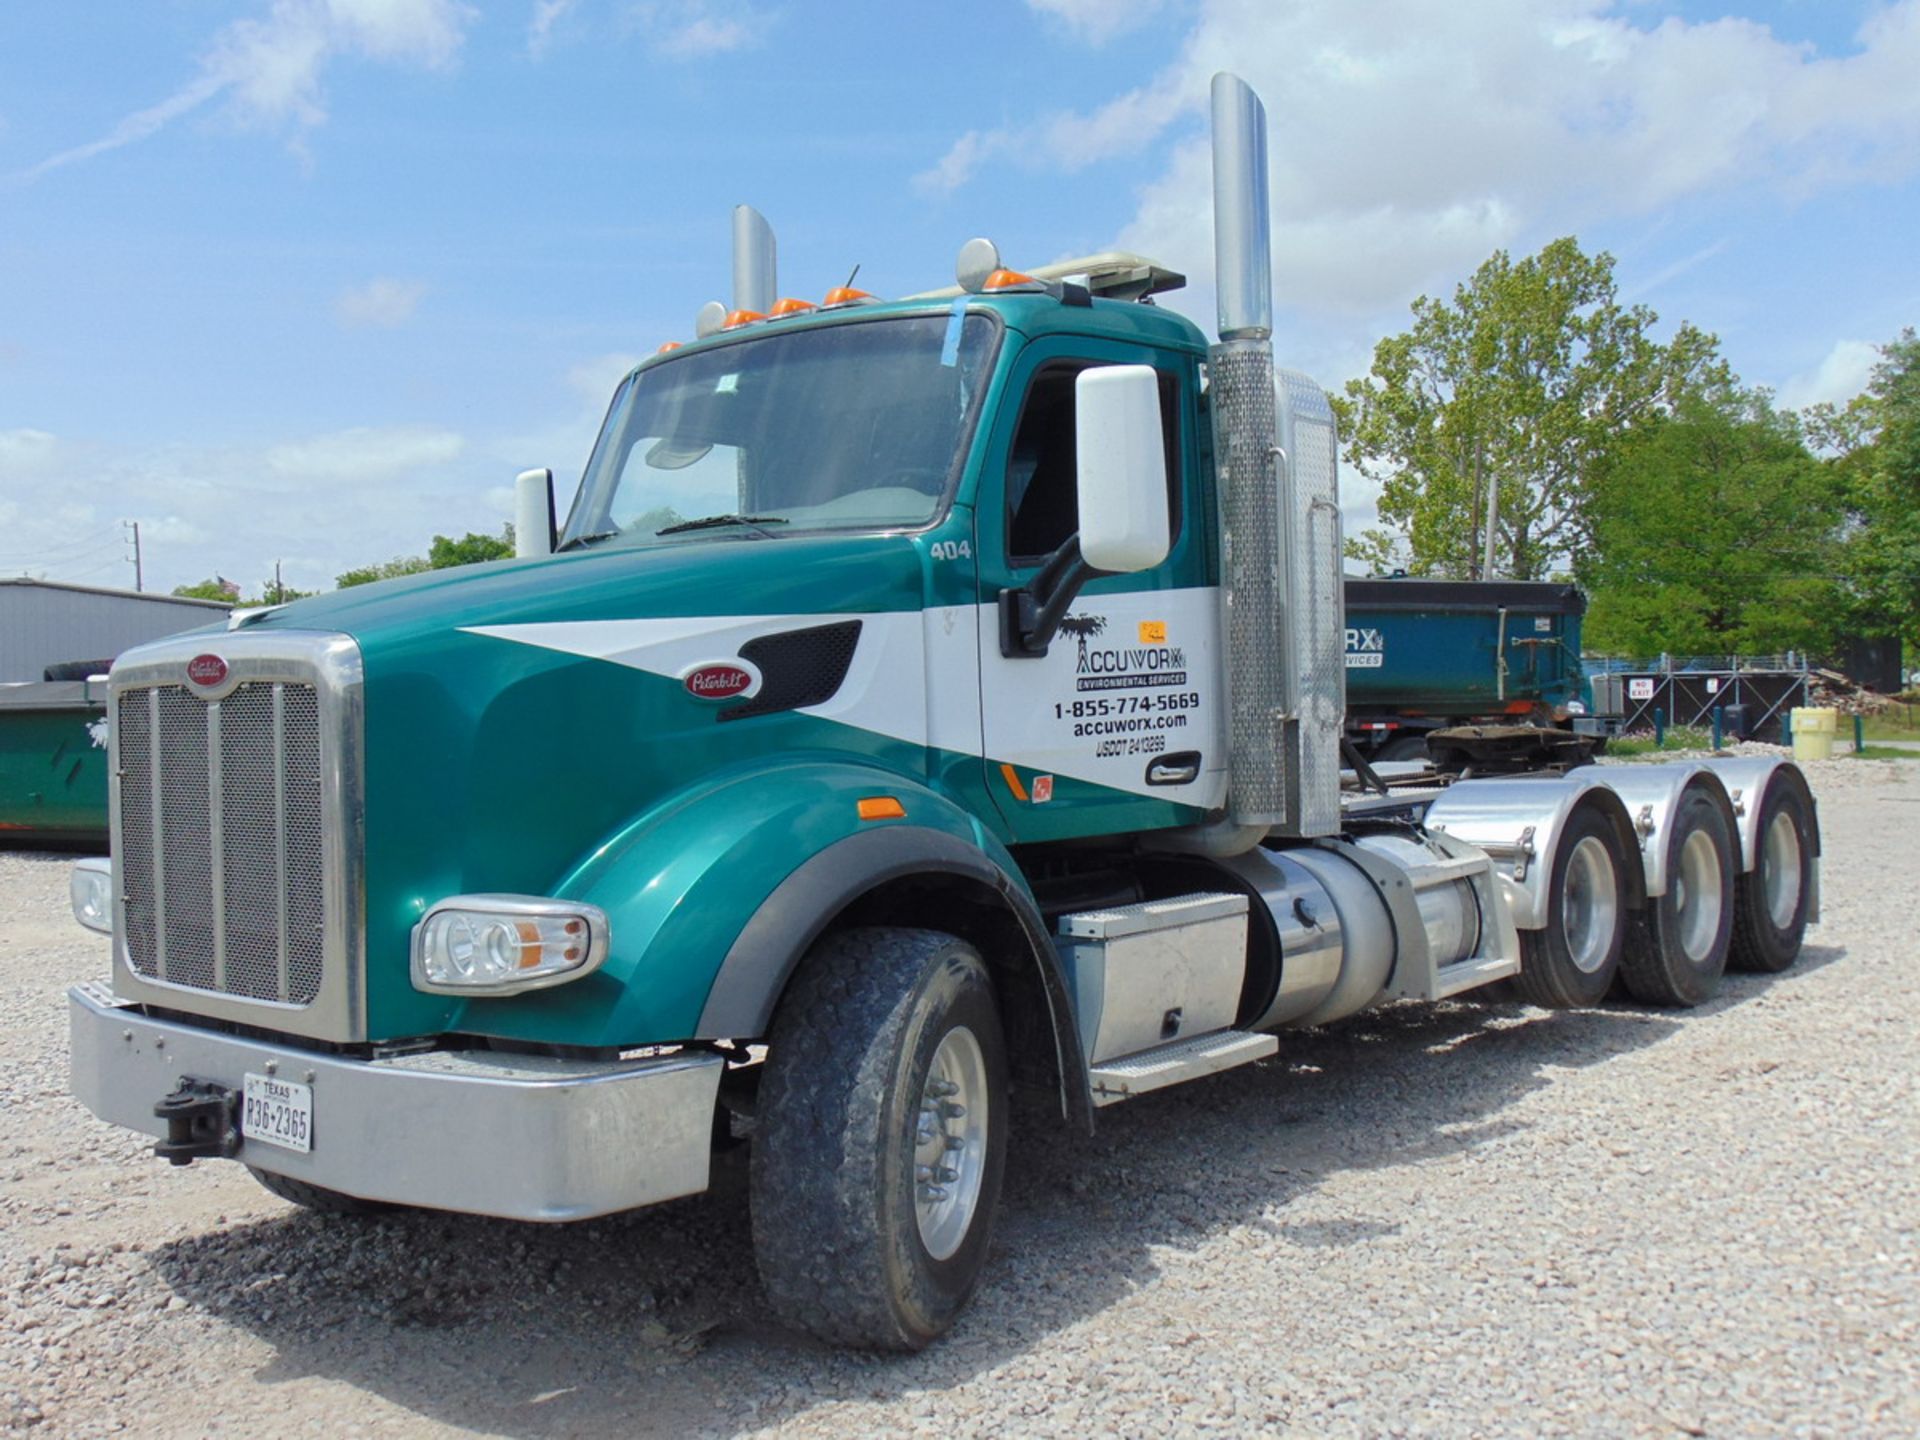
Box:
[1562,835,1619,975]
[1674,828,1725,963]
[913,1025,988,1262]
[1763,809,1803,930]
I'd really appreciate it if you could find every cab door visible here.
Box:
[974,337,1224,841]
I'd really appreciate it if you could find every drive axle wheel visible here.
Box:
[1515,807,1627,1008]
[1728,781,1815,973]
[751,927,1008,1351]
[1621,788,1734,1007]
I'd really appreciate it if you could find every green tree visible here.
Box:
[1339,237,1727,580]
[334,527,516,590]
[171,579,238,602]
[427,527,515,568]
[1578,389,1843,656]
[1811,329,1920,649]
[335,556,432,589]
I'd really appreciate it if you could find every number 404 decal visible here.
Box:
[929,539,972,561]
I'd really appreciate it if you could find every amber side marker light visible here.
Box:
[857,796,907,821]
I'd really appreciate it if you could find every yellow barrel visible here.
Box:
[1790,706,1837,761]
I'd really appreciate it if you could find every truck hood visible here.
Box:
[248,531,927,640]
[241,532,940,1041]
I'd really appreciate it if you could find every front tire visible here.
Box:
[1620,788,1735,1007]
[751,927,1008,1350]
[247,1167,390,1216]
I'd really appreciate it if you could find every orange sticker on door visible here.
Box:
[1030,775,1054,804]
[1137,620,1167,644]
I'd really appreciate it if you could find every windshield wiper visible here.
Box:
[655,513,790,538]
[555,529,618,553]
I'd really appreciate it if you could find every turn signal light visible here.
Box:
[857,796,907,821]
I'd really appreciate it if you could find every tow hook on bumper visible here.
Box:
[153,1078,241,1166]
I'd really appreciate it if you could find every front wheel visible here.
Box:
[751,927,1008,1350]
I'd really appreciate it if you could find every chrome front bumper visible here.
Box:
[69,982,724,1222]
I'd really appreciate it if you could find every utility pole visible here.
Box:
[123,521,143,592]
[273,559,283,603]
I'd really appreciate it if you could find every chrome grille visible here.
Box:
[118,680,326,1006]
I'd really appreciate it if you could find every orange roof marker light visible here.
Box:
[983,267,1046,294]
[822,285,880,310]
[769,297,818,319]
[721,308,767,331]
[656,341,682,353]
[856,796,906,822]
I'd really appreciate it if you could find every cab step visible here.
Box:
[1088,1029,1277,1107]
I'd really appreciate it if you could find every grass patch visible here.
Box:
[1607,726,1714,757]
[1847,743,1920,760]
[1861,706,1920,741]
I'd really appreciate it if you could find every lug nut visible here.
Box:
[917,1184,950,1203]
[939,1101,966,1120]
[944,1134,965,1152]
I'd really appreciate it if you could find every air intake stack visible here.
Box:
[731,204,777,315]
[1208,72,1345,838]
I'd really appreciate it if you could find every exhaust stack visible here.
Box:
[1208,73,1344,839]
[731,205,777,315]
[1210,73,1273,341]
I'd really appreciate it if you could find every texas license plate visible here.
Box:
[242,1073,313,1153]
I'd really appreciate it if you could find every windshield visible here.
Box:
[561,312,997,547]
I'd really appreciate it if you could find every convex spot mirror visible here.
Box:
[1074,365,1170,574]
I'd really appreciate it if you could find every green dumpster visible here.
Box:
[0,679,110,846]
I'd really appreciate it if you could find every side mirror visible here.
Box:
[1074,365,1169,574]
[514,468,555,558]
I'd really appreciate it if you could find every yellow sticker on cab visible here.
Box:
[1138,620,1167,645]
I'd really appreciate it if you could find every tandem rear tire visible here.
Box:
[1728,780,1814,973]
[247,1166,391,1216]
[750,927,1008,1351]
[1620,787,1735,1007]
[1514,806,1628,1009]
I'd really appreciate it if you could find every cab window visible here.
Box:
[1005,361,1181,566]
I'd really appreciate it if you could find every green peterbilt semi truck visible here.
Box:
[67,75,1820,1350]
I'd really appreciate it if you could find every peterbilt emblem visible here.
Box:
[185,654,229,688]
[680,661,759,702]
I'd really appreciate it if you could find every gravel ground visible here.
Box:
[3,753,1916,1439]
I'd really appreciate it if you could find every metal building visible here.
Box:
[0,579,231,682]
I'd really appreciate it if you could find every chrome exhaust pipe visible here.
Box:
[1210,73,1272,342]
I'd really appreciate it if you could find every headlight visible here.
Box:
[69,858,112,934]
[411,895,610,996]
[1566,699,1589,717]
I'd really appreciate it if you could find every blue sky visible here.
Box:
[3,0,1917,595]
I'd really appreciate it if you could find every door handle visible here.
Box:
[1145,751,1201,786]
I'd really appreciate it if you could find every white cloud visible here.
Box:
[267,424,466,481]
[567,352,643,404]
[527,0,579,56]
[1778,339,1881,411]
[922,0,1920,322]
[12,0,478,182]
[631,1,766,61]
[1026,0,1168,46]
[334,276,427,328]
